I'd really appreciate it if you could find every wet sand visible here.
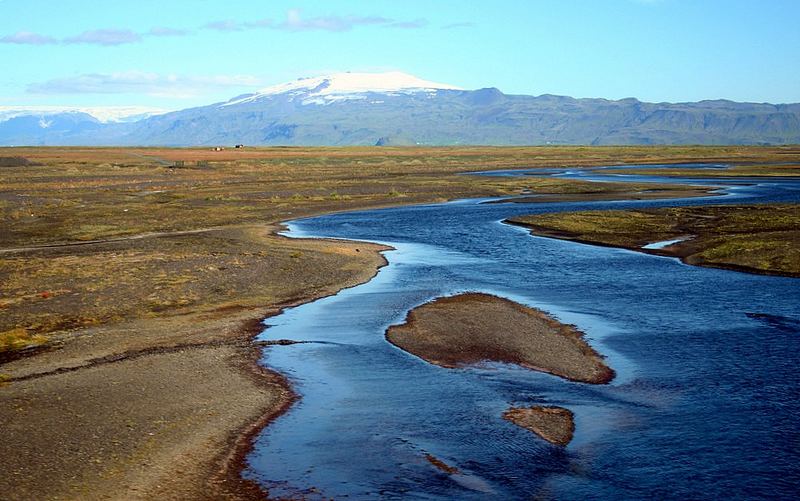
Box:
[385,293,614,384]
[503,406,575,446]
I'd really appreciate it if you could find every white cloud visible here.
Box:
[0,31,58,45]
[3,8,427,48]
[202,9,423,33]
[64,29,142,46]
[2,27,190,46]
[27,72,264,99]
[278,9,394,32]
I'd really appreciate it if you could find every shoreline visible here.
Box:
[484,187,716,204]
[0,229,391,501]
[205,308,297,501]
[218,247,392,500]
[4,148,798,499]
[504,217,800,279]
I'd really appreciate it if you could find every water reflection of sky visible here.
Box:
[247,166,800,499]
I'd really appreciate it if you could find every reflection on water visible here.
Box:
[641,237,692,250]
[245,166,800,499]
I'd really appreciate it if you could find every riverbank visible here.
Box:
[3,146,800,499]
[507,204,800,277]
[486,186,713,204]
[386,293,613,384]
[1,308,289,501]
[0,227,389,500]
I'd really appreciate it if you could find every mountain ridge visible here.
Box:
[2,72,799,146]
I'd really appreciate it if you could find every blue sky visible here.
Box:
[1,0,799,110]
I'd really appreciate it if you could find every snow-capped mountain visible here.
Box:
[0,106,167,124]
[0,106,167,145]
[221,71,462,106]
[0,107,164,146]
[2,71,799,146]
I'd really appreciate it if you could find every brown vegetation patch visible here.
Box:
[0,225,389,349]
[0,227,389,500]
[0,156,36,167]
[386,293,613,384]
[603,163,800,178]
[508,204,800,277]
[489,187,711,204]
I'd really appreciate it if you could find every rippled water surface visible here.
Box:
[246,166,800,499]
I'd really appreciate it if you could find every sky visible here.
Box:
[1,0,799,112]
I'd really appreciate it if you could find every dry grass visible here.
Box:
[1,146,798,500]
[0,328,47,352]
[3,145,798,249]
[508,205,800,276]
[603,163,800,178]
[0,225,389,347]
[2,145,799,351]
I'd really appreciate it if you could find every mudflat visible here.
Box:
[503,406,575,446]
[385,293,613,384]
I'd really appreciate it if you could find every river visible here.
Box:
[245,165,800,499]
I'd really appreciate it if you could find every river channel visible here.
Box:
[245,165,800,499]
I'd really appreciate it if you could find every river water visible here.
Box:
[245,165,800,499]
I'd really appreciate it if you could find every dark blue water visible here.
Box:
[246,165,800,499]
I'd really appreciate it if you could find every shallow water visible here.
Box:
[246,165,800,499]
[641,237,691,250]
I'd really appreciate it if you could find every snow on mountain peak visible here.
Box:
[222,71,462,107]
[0,106,167,123]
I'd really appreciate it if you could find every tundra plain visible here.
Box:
[1,145,799,500]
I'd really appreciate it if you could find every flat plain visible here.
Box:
[1,145,799,500]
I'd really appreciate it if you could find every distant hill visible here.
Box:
[2,72,799,146]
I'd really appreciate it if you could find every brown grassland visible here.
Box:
[1,145,799,500]
[603,162,800,177]
[507,205,800,277]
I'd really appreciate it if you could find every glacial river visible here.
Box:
[246,165,800,499]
